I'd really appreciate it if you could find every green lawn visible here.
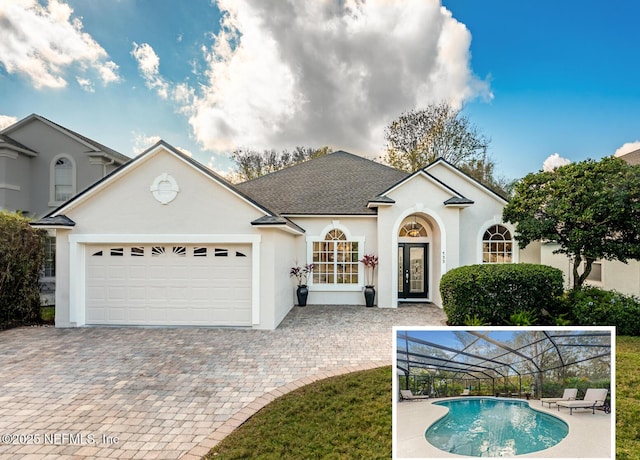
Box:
[206,366,392,459]
[207,337,640,460]
[616,336,640,460]
[40,306,55,323]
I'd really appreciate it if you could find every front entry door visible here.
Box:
[398,243,428,299]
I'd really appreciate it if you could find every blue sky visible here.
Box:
[1,1,639,179]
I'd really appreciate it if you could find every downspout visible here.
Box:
[102,156,115,176]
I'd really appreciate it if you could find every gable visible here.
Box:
[384,170,468,208]
[48,143,277,235]
[1,114,129,164]
[425,158,507,206]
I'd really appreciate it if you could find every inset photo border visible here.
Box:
[392,326,615,460]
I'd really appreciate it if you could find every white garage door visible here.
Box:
[85,244,252,326]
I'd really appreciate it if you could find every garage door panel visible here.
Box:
[85,243,252,326]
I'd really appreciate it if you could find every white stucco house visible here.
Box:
[529,148,640,297]
[33,141,521,329]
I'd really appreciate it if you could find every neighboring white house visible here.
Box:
[33,141,519,329]
[1,114,129,304]
[529,149,640,297]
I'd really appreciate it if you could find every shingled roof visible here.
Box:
[1,114,129,164]
[235,151,409,215]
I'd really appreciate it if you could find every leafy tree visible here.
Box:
[0,211,46,329]
[503,156,640,289]
[459,157,514,198]
[383,102,490,172]
[229,146,331,182]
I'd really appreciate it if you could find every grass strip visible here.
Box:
[616,336,640,460]
[206,366,392,459]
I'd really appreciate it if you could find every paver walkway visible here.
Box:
[0,304,446,459]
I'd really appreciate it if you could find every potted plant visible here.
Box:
[290,263,314,306]
[360,254,378,307]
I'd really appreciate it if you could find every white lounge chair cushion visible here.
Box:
[556,388,608,408]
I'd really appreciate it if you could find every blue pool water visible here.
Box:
[425,398,569,457]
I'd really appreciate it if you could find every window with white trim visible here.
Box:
[312,229,359,284]
[43,236,56,277]
[54,157,74,202]
[586,262,602,283]
[482,224,513,263]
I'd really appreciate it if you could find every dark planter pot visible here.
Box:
[364,285,376,307]
[296,285,309,307]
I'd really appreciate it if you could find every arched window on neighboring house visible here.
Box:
[52,156,75,203]
[482,224,513,263]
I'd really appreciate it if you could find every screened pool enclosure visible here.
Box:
[396,329,612,400]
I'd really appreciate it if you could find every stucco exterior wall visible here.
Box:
[255,228,300,329]
[64,151,263,235]
[598,259,640,295]
[426,162,515,266]
[541,242,640,295]
[0,150,31,213]
[8,120,116,216]
[54,147,295,329]
[288,216,377,306]
[518,241,542,264]
[54,228,73,327]
[377,174,456,308]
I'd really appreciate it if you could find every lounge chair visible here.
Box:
[400,389,429,401]
[540,388,578,408]
[460,389,470,396]
[556,388,609,415]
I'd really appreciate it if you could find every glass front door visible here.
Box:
[398,243,428,299]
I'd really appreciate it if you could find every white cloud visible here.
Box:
[76,76,94,93]
[0,115,18,130]
[184,0,491,156]
[614,141,640,157]
[131,42,169,99]
[132,132,162,155]
[0,0,121,90]
[543,153,571,172]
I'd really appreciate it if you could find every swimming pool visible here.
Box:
[425,398,569,457]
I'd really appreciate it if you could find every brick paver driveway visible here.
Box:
[0,304,446,459]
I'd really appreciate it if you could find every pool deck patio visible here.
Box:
[395,396,612,459]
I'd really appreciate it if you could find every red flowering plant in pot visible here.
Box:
[290,263,314,306]
[359,254,378,307]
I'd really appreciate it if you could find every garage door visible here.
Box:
[85,244,252,326]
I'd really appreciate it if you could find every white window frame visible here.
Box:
[49,154,77,206]
[585,261,603,284]
[307,223,364,291]
[481,223,514,264]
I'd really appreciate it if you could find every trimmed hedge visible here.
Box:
[0,211,46,329]
[568,287,640,336]
[440,263,564,326]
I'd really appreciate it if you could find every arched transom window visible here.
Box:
[54,157,74,202]
[399,220,428,237]
[482,224,513,263]
[312,229,359,284]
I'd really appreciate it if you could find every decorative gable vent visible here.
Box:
[150,173,179,204]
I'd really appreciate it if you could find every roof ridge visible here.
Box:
[33,114,130,163]
[239,150,403,185]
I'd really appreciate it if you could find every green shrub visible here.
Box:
[440,263,564,326]
[0,211,46,329]
[569,287,640,336]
